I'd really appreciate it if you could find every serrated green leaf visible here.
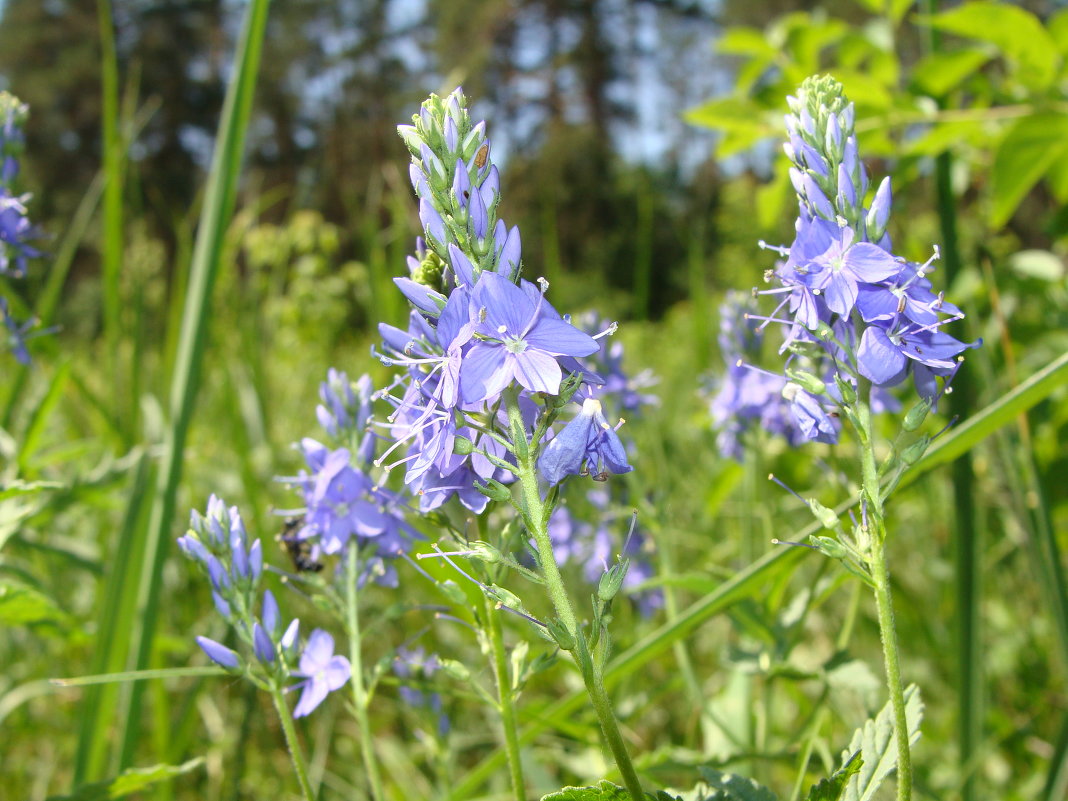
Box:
[44,758,204,800]
[540,781,632,801]
[909,49,990,97]
[0,580,73,627]
[698,768,778,801]
[805,752,862,801]
[841,685,923,801]
[990,114,1068,228]
[919,2,1059,89]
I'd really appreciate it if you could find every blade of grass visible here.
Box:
[97,0,126,443]
[110,0,272,773]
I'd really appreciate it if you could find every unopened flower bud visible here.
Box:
[902,397,932,432]
[597,559,631,603]
[901,434,931,466]
[196,636,240,671]
[453,435,474,455]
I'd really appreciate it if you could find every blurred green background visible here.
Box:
[2,1,1067,800]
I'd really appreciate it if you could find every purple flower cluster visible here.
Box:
[376,88,630,509]
[709,291,837,460]
[749,76,976,426]
[0,93,44,365]
[178,495,350,716]
[287,370,422,587]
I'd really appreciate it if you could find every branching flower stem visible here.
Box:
[854,396,913,801]
[268,684,316,801]
[345,540,387,801]
[504,392,646,801]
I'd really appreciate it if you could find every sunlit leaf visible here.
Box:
[698,767,778,801]
[920,2,1059,90]
[909,49,990,97]
[990,113,1068,228]
[805,752,862,801]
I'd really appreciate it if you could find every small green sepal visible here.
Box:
[453,435,474,455]
[807,498,840,530]
[901,434,931,466]
[474,479,512,502]
[834,373,857,405]
[546,618,576,651]
[787,369,827,395]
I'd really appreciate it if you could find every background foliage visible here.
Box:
[1,1,1067,800]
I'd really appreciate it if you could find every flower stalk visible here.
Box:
[855,396,912,801]
[505,393,646,801]
[269,684,317,801]
[345,540,386,801]
[483,591,528,801]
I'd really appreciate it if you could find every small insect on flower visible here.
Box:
[278,516,324,573]
[474,143,489,169]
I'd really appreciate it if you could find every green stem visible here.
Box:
[856,401,913,801]
[504,396,645,801]
[346,541,386,801]
[483,592,528,801]
[269,686,316,801]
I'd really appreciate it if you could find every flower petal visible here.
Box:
[460,342,514,403]
[513,348,562,395]
[857,325,908,385]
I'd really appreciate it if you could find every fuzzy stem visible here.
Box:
[269,686,317,801]
[504,394,646,801]
[483,592,528,801]
[346,541,387,801]
[856,400,913,801]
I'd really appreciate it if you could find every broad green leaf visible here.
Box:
[909,49,990,97]
[698,767,778,801]
[990,113,1068,228]
[841,685,923,801]
[805,752,862,801]
[920,3,1059,90]
[0,580,73,628]
[44,759,203,801]
[540,781,632,801]
[1008,250,1066,282]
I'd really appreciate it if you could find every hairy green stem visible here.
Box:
[505,395,645,801]
[856,401,913,801]
[346,541,386,801]
[483,592,528,801]
[269,686,316,801]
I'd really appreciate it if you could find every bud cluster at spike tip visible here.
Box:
[743,75,978,428]
[0,91,45,364]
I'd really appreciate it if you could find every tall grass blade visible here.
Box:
[97,0,126,440]
[101,0,271,773]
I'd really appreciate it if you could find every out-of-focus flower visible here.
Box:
[291,629,351,718]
